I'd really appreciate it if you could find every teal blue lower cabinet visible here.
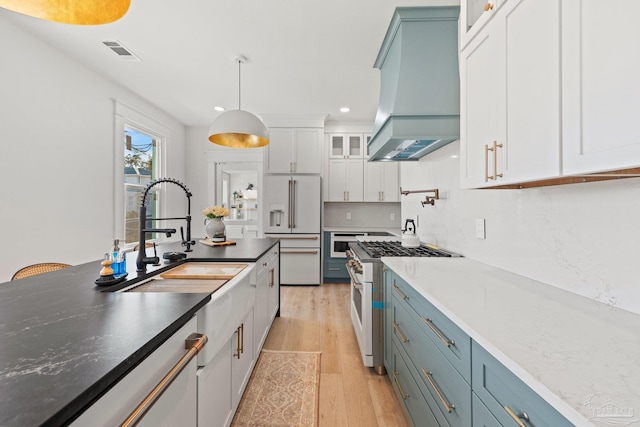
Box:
[383,268,395,372]
[392,295,472,427]
[323,259,349,282]
[390,340,442,427]
[471,341,573,427]
[389,272,471,382]
[472,393,501,427]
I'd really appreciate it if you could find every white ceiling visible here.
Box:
[1,0,459,127]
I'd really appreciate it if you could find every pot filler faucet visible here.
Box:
[136,178,196,273]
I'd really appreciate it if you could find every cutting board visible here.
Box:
[160,263,247,279]
[199,238,237,247]
[128,279,228,293]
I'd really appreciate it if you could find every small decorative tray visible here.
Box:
[199,238,237,247]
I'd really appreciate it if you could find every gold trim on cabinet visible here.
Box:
[504,405,529,427]
[392,370,409,400]
[392,321,409,343]
[121,333,207,427]
[422,368,455,413]
[420,316,455,348]
[392,283,408,300]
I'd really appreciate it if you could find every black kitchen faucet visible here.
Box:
[136,178,195,273]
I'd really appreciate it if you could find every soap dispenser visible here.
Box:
[110,239,126,277]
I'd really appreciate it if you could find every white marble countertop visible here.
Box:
[382,257,640,427]
[323,226,400,235]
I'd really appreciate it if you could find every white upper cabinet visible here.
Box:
[561,0,640,175]
[364,161,399,202]
[327,158,364,202]
[265,128,322,174]
[329,134,365,159]
[462,0,640,188]
[460,0,500,49]
[461,0,561,188]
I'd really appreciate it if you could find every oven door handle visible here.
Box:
[346,264,363,289]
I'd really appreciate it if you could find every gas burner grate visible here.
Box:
[357,241,453,258]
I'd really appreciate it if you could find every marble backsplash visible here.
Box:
[400,141,640,315]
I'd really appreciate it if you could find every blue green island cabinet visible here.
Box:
[382,267,573,427]
[323,232,349,283]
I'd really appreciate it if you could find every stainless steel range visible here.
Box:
[346,237,461,374]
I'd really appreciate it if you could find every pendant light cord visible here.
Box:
[238,58,242,110]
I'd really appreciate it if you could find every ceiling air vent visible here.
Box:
[102,41,141,61]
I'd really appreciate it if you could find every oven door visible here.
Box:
[330,233,366,258]
[347,263,372,366]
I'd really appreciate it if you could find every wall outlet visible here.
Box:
[390,213,396,221]
[346,212,352,220]
[475,218,486,239]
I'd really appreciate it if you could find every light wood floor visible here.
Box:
[263,283,410,427]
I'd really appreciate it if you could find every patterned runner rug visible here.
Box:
[231,350,321,427]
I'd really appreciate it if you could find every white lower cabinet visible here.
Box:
[197,307,254,427]
[254,246,280,352]
[71,318,199,427]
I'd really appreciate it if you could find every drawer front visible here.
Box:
[390,273,471,381]
[393,299,472,427]
[472,392,501,427]
[390,341,441,427]
[472,341,573,427]
[324,260,349,279]
[272,234,320,248]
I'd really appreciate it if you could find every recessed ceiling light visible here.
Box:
[214,106,225,112]
[340,107,350,113]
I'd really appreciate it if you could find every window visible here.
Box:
[124,128,159,244]
[113,100,168,248]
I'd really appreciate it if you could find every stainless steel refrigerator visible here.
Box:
[263,175,321,285]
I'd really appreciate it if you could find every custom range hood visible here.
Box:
[368,6,460,161]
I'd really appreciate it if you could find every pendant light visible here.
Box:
[208,56,269,148]
[0,0,130,25]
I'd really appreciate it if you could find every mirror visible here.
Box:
[215,162,261,239]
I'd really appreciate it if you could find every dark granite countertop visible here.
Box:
[0,238,279,427]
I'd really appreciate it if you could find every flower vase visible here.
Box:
[205,217,226,243]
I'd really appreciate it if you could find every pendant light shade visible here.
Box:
[208,56,269,148]
[0,0,130,25]
[208,110,269,148]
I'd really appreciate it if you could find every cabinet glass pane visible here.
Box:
[467,0,488,31]
[332,136,344,156]
[349,136,361,156]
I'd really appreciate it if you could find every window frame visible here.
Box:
[113,100,169,249]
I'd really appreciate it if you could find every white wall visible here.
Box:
[185,126,266,238]
[400,141,640,315]
[0,16,186,282]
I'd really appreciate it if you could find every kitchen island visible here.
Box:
[0,238,279,427]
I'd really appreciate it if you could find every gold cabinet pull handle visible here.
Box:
[485,143,494,181]
[504,405,529,427]
[269,267,275,287]
[421,316,455,348]
[392,321,409,343]
[121,333,207,427]
[234,325,242,359]
[422,368,455,413]
[392,283,408,300]
[494,141,503,179]
[391,370,409,400]
[484,2,494,11]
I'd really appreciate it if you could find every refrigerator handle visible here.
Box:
[291,180,297,229]
[288,179,293,229]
